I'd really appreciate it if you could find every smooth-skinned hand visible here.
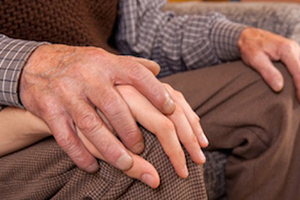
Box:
[19,44,176,173]
[238,28,300,99]
[17,84,208,188]
[77,84,208,188]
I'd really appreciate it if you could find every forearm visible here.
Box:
[116,0,247,77]
[0,107,50,157]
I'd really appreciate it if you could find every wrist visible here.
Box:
[238,27,261,53]
[19,44,73,110]
[0,36,46,108]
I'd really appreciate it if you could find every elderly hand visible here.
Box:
[19,44,176,173]
[9,83,207,188]
[238,28,300,99]
[78,84,208,188]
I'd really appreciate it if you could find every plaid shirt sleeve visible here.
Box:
[116,0,247,77]
[0,34,46,109]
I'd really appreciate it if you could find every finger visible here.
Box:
[66,98,134,171]
[279,42,300,100]
[126,56,161,76]
[167,104,206,164]
[248,52,284,92]
[87,85,144,154]
[77,128,160,188]
[45,113,99,173]
[116,58,175,115]
[163,84,209,148]
[118,86,188,178]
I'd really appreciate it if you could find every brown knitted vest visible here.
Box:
[0,0,119,52]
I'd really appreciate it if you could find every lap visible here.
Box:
[1,60,298,200]
[0,127,207,200]
[162,61,300,200]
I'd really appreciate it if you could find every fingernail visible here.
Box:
[116,153,133,171]
[141,173,157,188]
[163,97,175,114]
[183,165,189,178]
[194,112,200,121]
[200,151,206,163]
[86,162,99,173]
[201,134,209,146]
[273,80,283,92]
[132,142,145,154]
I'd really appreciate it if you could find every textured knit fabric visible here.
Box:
[0,0,208,199]
[0,0,118,109]
[116,0,247,77]
[165,2,300,44]
[0,0,118,51]
[3,60,300,200]
[0,127,207,200]
[0,0,248,109]
[1,1,300,200]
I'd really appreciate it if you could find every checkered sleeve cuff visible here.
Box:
[210,19,247,61]
[0,35,47,108]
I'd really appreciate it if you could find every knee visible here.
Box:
[274,62,298,104]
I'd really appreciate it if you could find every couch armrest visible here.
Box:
[164,2,300,43]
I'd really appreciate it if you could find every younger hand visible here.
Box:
[78,84,208,188]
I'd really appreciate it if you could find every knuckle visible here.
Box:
[77,111,102,133]
[99,91,123,116]
[97,139,110,154]
[162,119,175,133]
[175,105,184,116]
[101,99,122,117]
[162,83,173,91]
[122,125,139,141]
[43,107,64,123]
[124,55,136,60]
[191,115,200,125]
[183,134,198,145]
[128,64,150,82]
[250,52,263,66]
[173,90,184,99]
[56,132,80,153]
[169,148,185,161]
[87,47,107,58]
[149,83,163,97]
[96,138,119,160]
[281,40,298,52]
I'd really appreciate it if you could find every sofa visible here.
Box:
[164,2,300,199]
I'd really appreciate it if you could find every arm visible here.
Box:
[0,35,51,156]
[0,84,208,188]
[0,107,50,157]
[0,34,177,173]
[116,0,247,77]
[0,35,46,108]
[116,0,300,100]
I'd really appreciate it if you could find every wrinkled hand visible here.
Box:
[19,44,175,173]
[238,28,300,98]
[77,84,208,188]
